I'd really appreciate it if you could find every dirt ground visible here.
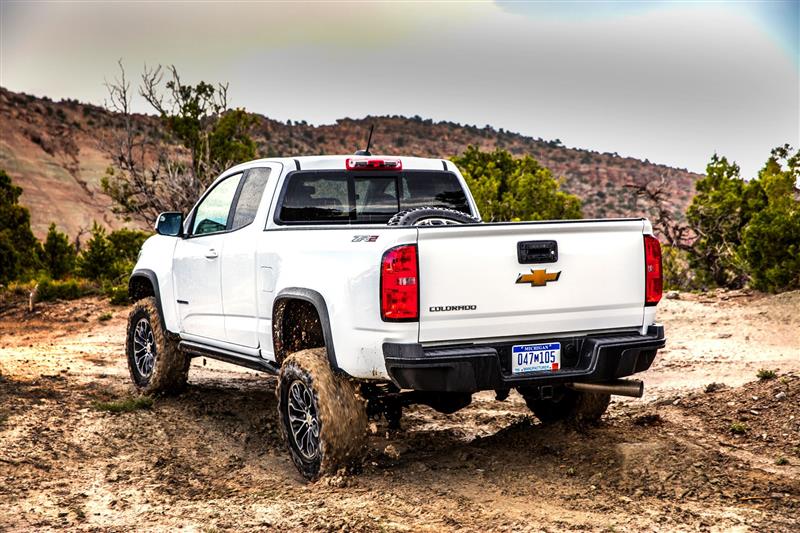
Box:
[1,291,798,532]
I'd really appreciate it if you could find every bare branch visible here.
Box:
[140,64,167,115]
[625,175,693,249]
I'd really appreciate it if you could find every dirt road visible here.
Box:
[1,291,798,532]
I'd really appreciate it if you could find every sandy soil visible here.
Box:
[1,291,798,532]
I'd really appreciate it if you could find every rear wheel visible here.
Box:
[521,387,610,425]
[125,297,189,395]
[277,348,367,480]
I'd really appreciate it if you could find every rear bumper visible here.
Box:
[383,324,665,393]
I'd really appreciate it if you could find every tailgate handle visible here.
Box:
[517,240,558,264]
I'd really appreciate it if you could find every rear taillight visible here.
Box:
[380,244,418,321]
[346,157,402,171]
[644,235,662,306]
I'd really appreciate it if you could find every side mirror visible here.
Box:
[155,212,184,237]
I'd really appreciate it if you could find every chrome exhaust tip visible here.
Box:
[568,379,644,398]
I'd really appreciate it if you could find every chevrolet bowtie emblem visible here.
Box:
[516,269,561,287]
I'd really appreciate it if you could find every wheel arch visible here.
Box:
[128,269,168,333]
[272,288,340,372]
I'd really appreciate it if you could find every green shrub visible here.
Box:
[729,422,748,435]
[742,209,800,292]
[104,283,130,306]
[756,369,777,381]
[686,145,799,293]
[93,396,153,413]
[0,169,41,282]
[686,155,763,289]
[662,245,699,291]
[452,146,582,222]
[76,223,149,284]
[0,232,20,286]
[76,223,116,281]
[36,278,97,302]
[6,279,36,297]
[98,312,113,322]
[107,228,149,264]
[740,146,800,292]
[42,224,76,279]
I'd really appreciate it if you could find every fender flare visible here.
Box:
[273,287,340,372]
[128,269,169,334]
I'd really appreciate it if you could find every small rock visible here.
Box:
[321,474,349,488]
[717,333,732,339]
[775,392,787,400]
[633,413,663,426]
[665,291,680,300]
[383,444,400,460]
[705,382,726,393]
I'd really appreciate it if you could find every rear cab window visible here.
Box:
[276,170,471,225]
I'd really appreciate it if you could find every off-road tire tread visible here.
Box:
[126,297,189,395]
[277,348,367,480]
[387,206,480,226]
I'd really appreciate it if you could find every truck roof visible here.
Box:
[225,155,454,174]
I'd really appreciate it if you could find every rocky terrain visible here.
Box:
[0,290,798,531]
[0,87,701,240]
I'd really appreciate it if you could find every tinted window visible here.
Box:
[280,174,350,222]
[355,176,398,222]
[278,171,470,224]
[401,172,468,212]
[231,167,271,230]
[192,173,242,235]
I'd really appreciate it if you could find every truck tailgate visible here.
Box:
[416,220,646,343]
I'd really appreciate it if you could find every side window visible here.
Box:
[279,174,350,223]
[231,167,271,230]
[192,173,243,235]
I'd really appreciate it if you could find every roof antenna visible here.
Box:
[354,124,374,156]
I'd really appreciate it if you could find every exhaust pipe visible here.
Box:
[568,379,644,398]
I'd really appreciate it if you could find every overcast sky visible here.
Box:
[1,1,798,178]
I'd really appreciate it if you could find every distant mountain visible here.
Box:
[0,87,701,239]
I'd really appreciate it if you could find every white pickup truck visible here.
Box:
[127,154,665,479]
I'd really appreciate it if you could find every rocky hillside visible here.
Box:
[0,87,701,239]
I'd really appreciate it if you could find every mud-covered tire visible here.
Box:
[277,348,367,480]
[125,297,189,395]
[387,207,480,226]
[522,388,610,426]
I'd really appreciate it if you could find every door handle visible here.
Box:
[205,248,219,259]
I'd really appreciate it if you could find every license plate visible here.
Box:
[511,342,561,374]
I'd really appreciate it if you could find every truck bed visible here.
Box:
[416,218,649,343]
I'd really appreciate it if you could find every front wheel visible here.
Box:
[125,297,189,395]
[521,387,610,425]
[277,348,367,480]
